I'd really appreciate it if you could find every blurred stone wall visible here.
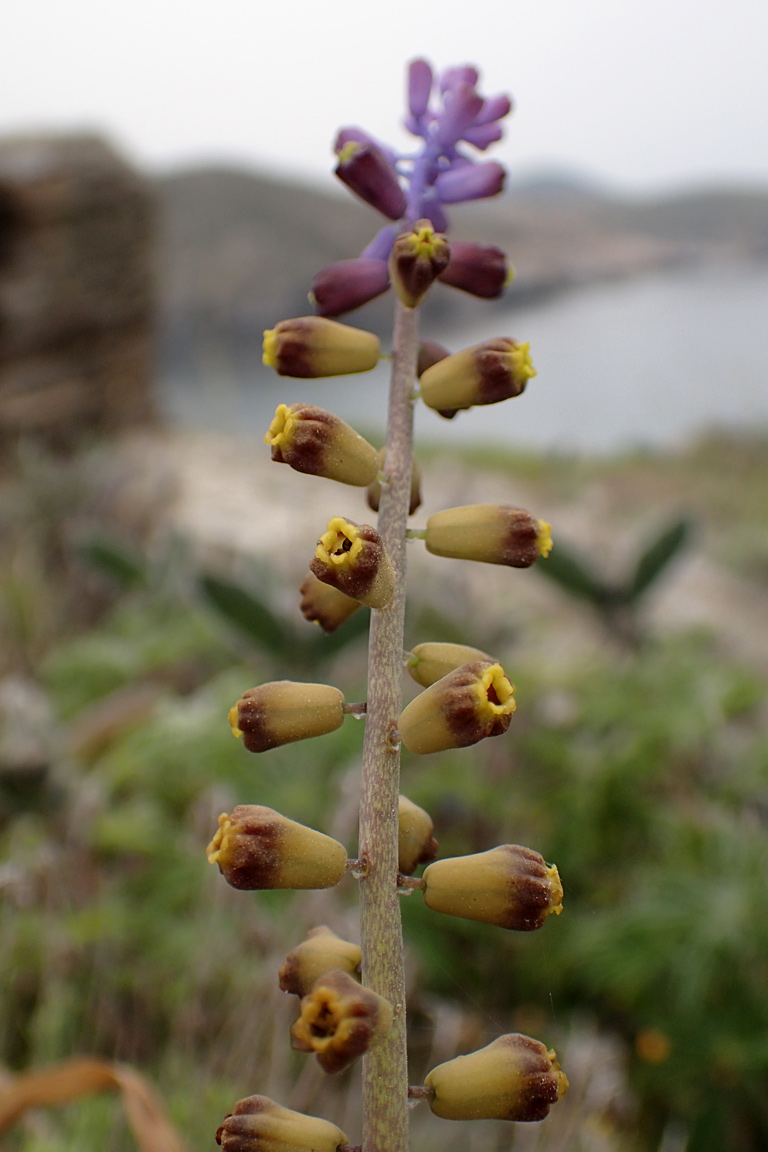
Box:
[0,135,156,455]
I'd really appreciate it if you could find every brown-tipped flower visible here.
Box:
[438,240,511,299]
[366,447,422,516]
[425,1033,569,1121]
[310,516,395,610]
[421,844,563,930]
[399,660,516,755]
[229,681,346,753]
[419,337,535,411]
[265,403,380,487]
[389,220,451,309]
[290,968,393,1074]
[406,641,495,688]
[299,571,362,633]
[279,926,361,998]
[215,1094,348,1151]
[262,316,380,378]
[424,505,553,569]
[206,806,348,891]
[398,795,439,875]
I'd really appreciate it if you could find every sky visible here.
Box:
[2,0,767,195]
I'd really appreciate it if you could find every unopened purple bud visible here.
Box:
[462,123,504,150]
[334,127,397,165]
[361,224,399,261]
[438,241,509,299]
[435,161,505,204]
[436,82,484,148]
[474,93,513,126]
[440,66,479,94]
[311,259,390,317]
[408,58,433,120]
[335,142,407,221]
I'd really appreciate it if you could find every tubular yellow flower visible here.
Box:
[206,806,348,891]
[290,968,393,1075]
[229,681,346,753]
[421,844,563,930]
[399,660,515,754]
[424,504,552,568]
[310,516,395,609]
[366,447,422,516]
[262,316,380,378]
[389,219,451,308]
[419,337,535,411]
[406,641,495,688]
[279,926,362,998]
[215,1094,349,1151]
[265,403,380,486]
[299,570,362,633]
[398,794,439,875]
[425,1033,569,1121]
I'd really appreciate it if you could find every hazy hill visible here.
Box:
[155,166,768,357]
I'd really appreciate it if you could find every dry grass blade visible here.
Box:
[0,1057,189,1152]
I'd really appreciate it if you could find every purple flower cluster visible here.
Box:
[311,60,512,318]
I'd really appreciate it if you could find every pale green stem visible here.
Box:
[358,299,419,1152]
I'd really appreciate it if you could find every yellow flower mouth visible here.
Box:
[206,813,231,865]
[477,663,516,716]
[316,518,364,567]
[536,519,553,558]
[264,404,293,448]
[228,704,242,738]
[509,341,536,383]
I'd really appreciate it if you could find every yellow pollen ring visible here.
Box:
[316,518,364,567]
[476,663,516,716]
[264,403,293,448]
[228,704,243,738]
[509,341,536,382]
[536,520,553,558]
[337,140,361,164]
[262,329,278,368]
[545,863,564,915]
[206,813,231,864]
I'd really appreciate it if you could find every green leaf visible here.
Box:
[627,517,693,603]
[78,536,148,589]
[198,574,291,657]
[536,541,611,605]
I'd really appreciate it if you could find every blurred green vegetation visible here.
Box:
[1,435,767,1151]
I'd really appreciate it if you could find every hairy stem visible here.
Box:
[358,300,419,1152]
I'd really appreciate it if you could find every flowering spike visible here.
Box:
[206,806,348,891]
[263,316,380,378]
[290,968,393,1075]
[399,659,516,754]
[310,516,395,609]
[419,338,535,412]
[265,403,380,486]
[424,504,552,568]
[335,141,407,221]
[421,844,563,930]
[425,1033,568,1121]
[279,926,361,998]
[216,1095,348,1151]
[389,220,451,309]
[229,681,346,752]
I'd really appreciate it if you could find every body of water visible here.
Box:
[161,264,768,454]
